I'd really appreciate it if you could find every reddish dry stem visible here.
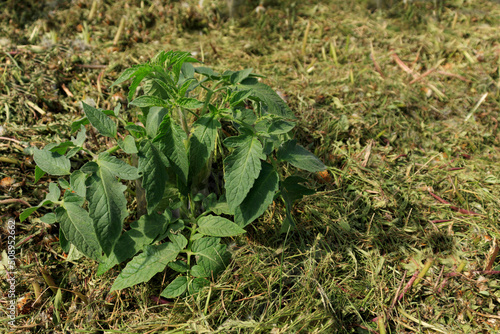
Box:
[398,271,420,301]
[446,270,500,277]
[428,191,481,215]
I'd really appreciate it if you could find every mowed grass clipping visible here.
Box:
[0,0,499,333]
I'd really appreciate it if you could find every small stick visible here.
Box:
[75,64,108,69]
[430,219,452,223]
[0,198,31,206]
[61,83,74,97]
[436,70,470,82]
[446,270,500,277]
[434,265,445,291]
[392,53,414,75]
[113,17,126,46]
[370,41,384,78]
[0,136,22,145]
[409,67,436,85]
[398,271,419,301]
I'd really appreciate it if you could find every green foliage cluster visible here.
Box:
[22,50,325,297]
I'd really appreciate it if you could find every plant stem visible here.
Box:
[106,145,121,154]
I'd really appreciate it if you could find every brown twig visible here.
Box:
[428,191,481,215]
[392,53,414,75]
[0,198,31,206]
[398,271,419,301]
[446,270,500,277]
[61,83,74,97]
[370,42,384,78]
[430,219,453,223]
[75,64,108,69]
[436,70,471,82]
[0,136,23,145]
[409,67,436,85]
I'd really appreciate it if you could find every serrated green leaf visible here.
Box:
[281,176,315,204]
[110,64,152,87]
[48,141,73,155]
[176,97,204,110]
[197,216,245,237]
[97,212,170,276]
[190,244,230,278]
[125,123,146,137]
[19,207,38,222]
[239,78,295,119]
[230,68,253,84]
[192,237,221,253]
[229,89,253,107]
[56,204,102,261]
[235,162,279,227]
[154,115,189,185]
[113,103,121,116]
[82,102,117,138]
[69,170,86,198]
[98,152,140,180]
[71,126,86,147]
[188,277,210,295]
[195,66,220,79]
[129,96,168,108]
[188,114,220,185]
[224,135,265,211]
[66,147,81,159]
[34,165,46,183]
[169,233,188,250]
[145,107,169,138]
[40,213,56,224]
[59,227,70,253]
[279,176,315,234]
[178,77,197,97]
[118,135,138,154]
[63,190,85,206]
[128,69,152,101]
[143,78,176,100]
[71,117,90,132]
[223,134,250,148]
[168,260,189,273]
[86,165,128,255]
[46,182,61,202]
[110,242,180,291]
[161,276,188,298]
[138,140,169,214]
[20,182,60,222]
[277,139,326,172]
[80,161,98,174]
[180,62,195,83]
[33,148,71,176]
[268,119,296,135]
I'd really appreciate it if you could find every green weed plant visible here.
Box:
[22,50,325,297]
